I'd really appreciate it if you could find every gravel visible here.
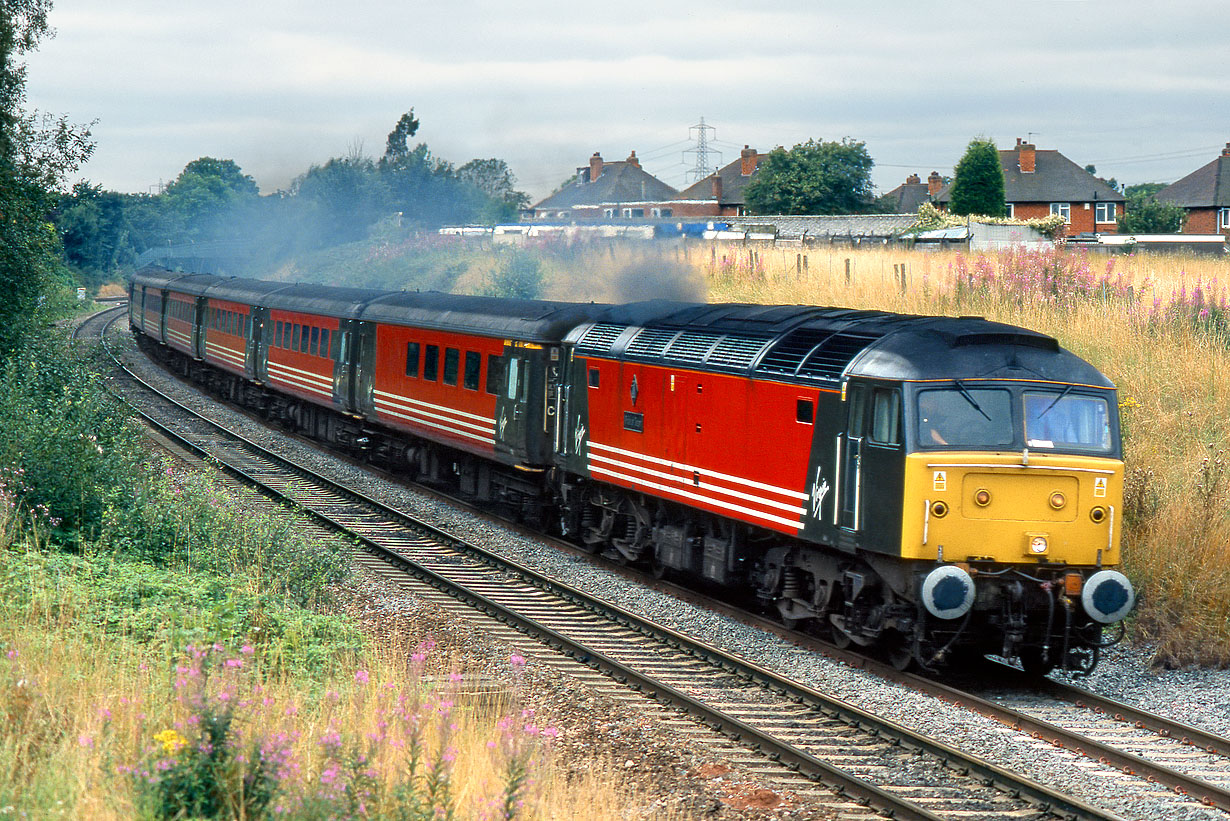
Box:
[112,325,1230,821]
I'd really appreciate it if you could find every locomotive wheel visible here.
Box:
[650,556,668,580]
[884,630,916,672]
[1019,647,1056,677]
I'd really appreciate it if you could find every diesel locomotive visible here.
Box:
[130,267,1135,674]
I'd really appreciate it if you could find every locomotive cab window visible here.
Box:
[1023,391,1112,452]
[796,399,813,424]
[917,386,1013,449]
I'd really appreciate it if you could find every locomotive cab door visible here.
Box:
[839,383,867,530]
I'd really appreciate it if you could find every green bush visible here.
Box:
[0,329,146,540]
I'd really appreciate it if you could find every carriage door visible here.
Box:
[495,348,531,462]
[250,307,271,381]
[839,383,867,530]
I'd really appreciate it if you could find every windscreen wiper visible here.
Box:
[953,379,992,422]
[1038,384,1074,418]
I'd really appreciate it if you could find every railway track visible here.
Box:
[88,306,1230,820]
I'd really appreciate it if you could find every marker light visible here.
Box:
[1049,492,1067,510]
[974,489,991,507]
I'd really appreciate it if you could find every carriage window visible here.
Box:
[405,342,420,377]
[870,388,901,446]
[486,354,504,395]
[588,368,600,388]
[300,325,310,353]
[796,399,813,424]
[463,351,481,390]
[424,345,439,381]
[291,324,300,351]
[443,348,460,386]
[1023,391,1112,452]
[276,321,285,348]
[320,328,330,357]
[310,327,320,356]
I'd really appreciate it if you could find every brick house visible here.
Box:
[936,140,1124,236]
[1154,142,1230,235]
[667,146,766,217]
[527,151,678,220]
[880,172,944,213]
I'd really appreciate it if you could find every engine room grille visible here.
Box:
[664,332,721,363]
[797,332,882,380]
[575,323,626,354]
[706,335,772,370]
[626,328,678,358]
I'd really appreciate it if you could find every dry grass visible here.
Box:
[0,543,664,819]
[699,244,1230,667]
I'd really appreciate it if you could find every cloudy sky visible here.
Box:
[24,0,1229,202]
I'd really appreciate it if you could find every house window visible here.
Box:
[1004,203,1015,218]
[556,211,569,219]
[1095,202,1116,223]
[651,207,673,218]
[1050,202,1071,224]
[1219,208,1230,230]
[603,208,615,219]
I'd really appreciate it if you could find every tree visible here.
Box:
[1119,183,1187,234]
[160,157,260,240]
[743,138,875,215]
[0,0,94,352]
[948,138,1005,217]
[379,109,421,171]
[457,158,530,223]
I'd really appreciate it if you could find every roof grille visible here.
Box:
[626,328,678,358]
[707,335,772,370]
[665,331,721,363]
[756,329,834,376]
[797,332,882,380]
[575,323,625,353]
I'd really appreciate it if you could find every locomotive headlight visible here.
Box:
[1049,491,1067,510]
[1081,570,1136,623]
[1028,535,1048,555]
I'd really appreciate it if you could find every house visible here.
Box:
[880,172,945,213]
[668,146,766,217]
[1153,142,1230,235]
[526,151,678,221]
[936,139,1124,236]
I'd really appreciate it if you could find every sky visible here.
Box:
[23,0,1230,203]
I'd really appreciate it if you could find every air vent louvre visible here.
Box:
[756,329,833,376]
[797,332,881,380]
[665,332,721,362]
[626,328,678,358]
[707,335,772,370]
[576,323,625,353]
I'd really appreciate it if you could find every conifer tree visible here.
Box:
[949,138,1006,218]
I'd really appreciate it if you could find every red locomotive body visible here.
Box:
[578,356,821,536]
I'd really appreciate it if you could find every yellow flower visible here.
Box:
[153,729,188,756]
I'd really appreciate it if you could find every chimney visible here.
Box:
[1019,140,1036,174]
[906,173,921,185]
[1222,142,1230,157]
[589,152,604,182]
[740,145,758,176]
[927,171,943,197]
[711,173,723,202]
[625,150,640,168]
